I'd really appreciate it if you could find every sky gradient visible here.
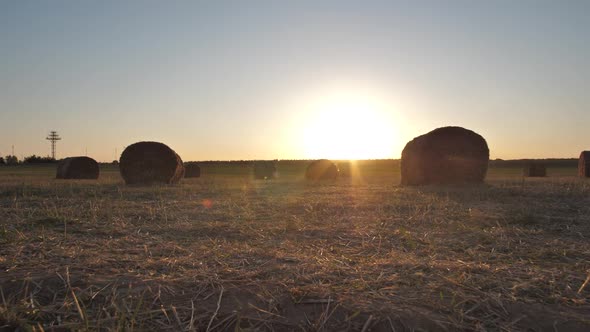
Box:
[1,1,589,161]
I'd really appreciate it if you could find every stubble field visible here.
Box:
[0,160,589,331]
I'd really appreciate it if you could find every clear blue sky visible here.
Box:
[1,1,589,161]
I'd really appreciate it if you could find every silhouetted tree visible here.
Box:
[0,157,5,165]
[23,155,57,164]
[5,155,19,165]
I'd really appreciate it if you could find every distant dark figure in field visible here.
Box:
[306,159,339,181]
[253,161,277,180]
[184,162,201,178]
[579,151,590,177]
[119,141,184,185]
[523,161,546,177]
[401,126,489,185]
[56,156,99,179]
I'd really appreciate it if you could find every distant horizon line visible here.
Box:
[97,157,579,163]
[2,154,584,164]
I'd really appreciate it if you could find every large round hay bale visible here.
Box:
[579,151,590,177]
[305,159,339,181]
[523,161,546,177]
[253,161,277,179]
[56,156,99,179]
[401,126,489,185]
[184,162,201,178]
[119,141,184,185]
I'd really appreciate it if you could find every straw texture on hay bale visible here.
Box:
[579,151,590,177]
[184,162,201,178]
[253,161,277,179]
[305,159,339,181]
[56,156,99,179]
[401,126,489,185]
[523,162,546,177]
[119,141,184,185]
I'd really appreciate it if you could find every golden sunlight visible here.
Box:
[302,95,396,160]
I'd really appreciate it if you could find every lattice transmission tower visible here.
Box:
[46,131,61,159]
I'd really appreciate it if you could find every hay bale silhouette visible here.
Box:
[523,161,546,177]
[306,159,339,181]
[401,126,489,185]
[337,161,353,178]
[119,141,184,185]
[184,162,201,178]
[253,161,277,179]
[579,151,590,177]
[56,156,99,179]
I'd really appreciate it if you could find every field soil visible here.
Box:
[0,160,589,331]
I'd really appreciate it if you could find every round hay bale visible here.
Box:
[253,161,277,180]
[337,161,353,178]
[579,151,590,178]
[56,156,99,179]
[184,162,201,178]
[305,159,339,181]
[523,161,546,177]
[119,141,184,185]
[401,126,489,185]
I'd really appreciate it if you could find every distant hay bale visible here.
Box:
[401,126,489,185]
[253,161,277,180]
[579,151,590,177]
[337,161,353,178]
[305,159,339,181]
[56,156,99,179]
[184,162,201,178]
[523,162,546,177]
[119,141,184,185]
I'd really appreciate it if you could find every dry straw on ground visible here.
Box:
[253,161,277,179]
[305,159,339,181]
[184,162,201,178]
[119,141,184,185]
[55,156,99,179]
[579,151,590,177]
[0,163,589,331]
[401,126,489,185]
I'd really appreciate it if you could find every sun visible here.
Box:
[302,95,396,160]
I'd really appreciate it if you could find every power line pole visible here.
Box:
[46,131,61,159]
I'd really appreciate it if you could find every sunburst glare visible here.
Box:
[302,95,396,160]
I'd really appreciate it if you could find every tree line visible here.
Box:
[0,155,57,165]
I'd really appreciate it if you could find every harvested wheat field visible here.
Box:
[0,160,589,331]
